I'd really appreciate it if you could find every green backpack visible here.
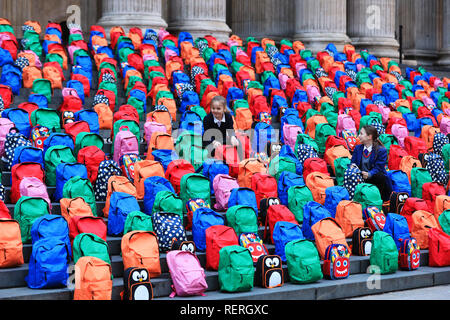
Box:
[410,168,432,198]
[315,123,336,154]
[218,245,254,293]
[285,239,323,284]
[123,211,154,235]
[14,197,50,244]
[226,205,258,235]
[179,173,211,212]
[441,144,450,172]
[334,157,352,186]
[75,132,104,154]
[353,183,383,210]
[438,210,450,235]
[126,96,145,121]
[32,78,52,103]
[62,176,97,216]
[152,190,183,221]
[287,185,314,223]
[322,110,338,128]
[72,233,111,265]
[45,53,64,70]
[44,145,76,186]
[359,112,382,132]
[30,108,61,131]
[369,231,398,274]
[379,134,398,152]
[295,134,319,156]
[98,81,118,98]
[268,155,297,181]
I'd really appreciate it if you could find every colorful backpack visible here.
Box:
[254,255,284,289]
[185,198,210,231]
[239,232,269,264]
[121,267,153,301]
[94,160,122,201]
[398,237,421,271]
[363,206,387,233]
[152,211,187,252]
[351,227,373,256]
[322,244,350,280]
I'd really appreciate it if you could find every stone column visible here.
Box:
[347,0,399,59]
[167,0,231,43]
[97,0,167,36]
[397,0,440,66]
[292,0,350,54]
[1,0,32,36]
[437,0,450,66]
[229,0,294,42]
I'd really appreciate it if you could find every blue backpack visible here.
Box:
[402,113,418,132]
[252,122,276,153]
[200,159,229,192]
[180,91,200,113]
[25,237,70,289]
[383,213,411,250]
[263,77,281,97]
[66,80,85,103]
[324,186,350,218]
[108,192,141,236]
[228,188,258,214]
[291,89,308,108]
[28,94,49,108]
[302,201,332,241]
[387,170,412,196]
[277,171,305,206]
[54,163,89,201]
[0,63,22,95]
[143,176,175,215]
[43,133,75,154]
[152,149,179,171]
[0,47,14,67]
[152,211,187,252]
[226,87,244,106]
[75,110,100,134]
[12,146,44,169]
[192,207,225,252]
[30,214,71,256]
[2,108,31,138]
[273,221,304,262]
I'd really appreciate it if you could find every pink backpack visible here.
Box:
[440,117,450,135]
[422,96,436,109]
[167,250,208,298]
[144,121,167,145]
[377,105,391,124]
[283,124,303,150]
[113,127,139,163]
[336,114,357,136]
[391,124,409,148]
[19,177,52,209]
[306,85,321,105]
[62,87,80,99]
[0,118,14,157]
[213,174,240,211]
[278,73,290,90]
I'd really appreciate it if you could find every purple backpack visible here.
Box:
[213,174,240,212]
[167,250,208,298]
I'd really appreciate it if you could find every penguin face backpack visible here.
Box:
[122,267,153,300]
[322,244,350,280]
[255,255,284,288]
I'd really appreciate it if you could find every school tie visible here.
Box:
[364,148,369,157]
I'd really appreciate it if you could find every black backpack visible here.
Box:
[122,267,153,300]
[255,255,284,288]
[351,227,373,256]
[389,191,409,214]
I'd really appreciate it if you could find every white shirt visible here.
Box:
[213,114,226,127]
[363,145,373,154]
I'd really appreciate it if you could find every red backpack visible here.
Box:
[0,85,13,108]
[69,215,107,247]
[264,204,298,244]
[325,135,348,153]
[428,228,450,267]
[214,145,241,178]
[302,157,329,181]
[404,136,428,158]
[165,159,195,195]
[0,200,11,219]
[10,162,45,204]
[251,173,278,210]
[400,197,431,229]
[388,145,409,170]
[422,182,446,213]
[77,146,107,185]
[64,121,91,142]
[205,225,239,271]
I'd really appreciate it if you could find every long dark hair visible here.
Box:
[362,125,384,148]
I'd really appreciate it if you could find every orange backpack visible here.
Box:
[103,176,138,217]
[420,125,440,150]
[94,103,113,130]
[146,110,172,134]
[234,108,253,131]
[305,115,328,139]
[121,231,161,278]
[433,195,450,221]
[335,200,364,238]
[147,132,175,160]
[43,64,63,89]
[60,197,94,224]
[305,172,335,205]
[324,145,351,174]
[73,256,113,300]
[237,158,268,189]
[157,97,177,121]
[311,217,349,259]
[411,210,439,249]
[399,156,422,183]
[0,219,24,268]
[133,160,165,199]
[23,66,43,88]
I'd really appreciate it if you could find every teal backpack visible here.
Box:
[353,183,383,210]
[179,173,211,212]
[218,245,254,292]
[226,205,258,235]
[285,239,323,284]
[44,145,76,186]
[123,211,154,235]
[369,231,398,274]
[287,185,314,224]
[62,176,97,216]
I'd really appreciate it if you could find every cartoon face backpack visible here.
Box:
[322,244,350,280]
[255,255,284,288]
[351,227,373,256]
[122,267,153,300]
[239,232,269,264]
[363,206,386,232]
[398,237,420,271]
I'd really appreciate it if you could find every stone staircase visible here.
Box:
[0,54,449,301]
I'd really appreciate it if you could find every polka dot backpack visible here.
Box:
[94,159,122,201]
[426,152,449,187]
[152,211,187,253]
[343,165,364,200]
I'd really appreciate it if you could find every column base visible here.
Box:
[167,20,231,43]
[350,36,400,59]
[403,48,440,67]
[292,32,351,54]
[437,50,450,67]
[97,14,168,39]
